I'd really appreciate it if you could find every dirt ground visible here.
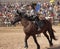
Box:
[0,25,60,49]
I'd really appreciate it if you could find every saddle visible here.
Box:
[24,15,45,29]
[35,20,45,28]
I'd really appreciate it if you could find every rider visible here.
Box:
[25,5,37,20]
[17,3,44,30]
[25,3,42,30]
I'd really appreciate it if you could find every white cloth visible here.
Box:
[26,9,35,16]
[45,17,53,20]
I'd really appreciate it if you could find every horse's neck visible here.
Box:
[21,18,30,27]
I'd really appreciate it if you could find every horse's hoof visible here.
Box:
[50,44,53,47]
[49,42,53,47]
[37,45,40,49]
[50,45,53,47]
[24,46,28,49]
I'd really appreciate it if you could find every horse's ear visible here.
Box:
[17,10,21,15]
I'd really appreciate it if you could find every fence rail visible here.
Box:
[0,0,60,4]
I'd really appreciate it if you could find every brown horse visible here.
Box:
[11,11,57,49]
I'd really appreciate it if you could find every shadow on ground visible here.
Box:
[47,45,60,49]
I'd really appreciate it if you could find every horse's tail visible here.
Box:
[52,28,56,33]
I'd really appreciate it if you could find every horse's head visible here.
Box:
[17,9,26,18]
[11,10,22,25]
[11,9,26,25]
[16,10,22,18]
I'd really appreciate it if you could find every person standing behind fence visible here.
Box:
[35,1,41,13]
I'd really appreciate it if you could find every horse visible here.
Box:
[11,10,57,49]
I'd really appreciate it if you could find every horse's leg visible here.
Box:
[24,34,30,48]
[47,28,57,47]
[48,28,57,40]
[32,35,40,49]
[43,31,53,47]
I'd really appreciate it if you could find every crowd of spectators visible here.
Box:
[0,1,60,26]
